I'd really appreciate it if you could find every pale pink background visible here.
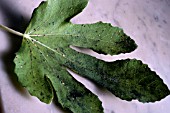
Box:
[0,0,170,113]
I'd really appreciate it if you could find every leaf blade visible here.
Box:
[63,49,170,102]
[14,0,170,112]
[25,0,88,34]
[14,38,54,103]
[58,22,137,55]
[14,36,103,113]
[49,67,103,113]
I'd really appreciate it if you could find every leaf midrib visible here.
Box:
[24,33,103,77]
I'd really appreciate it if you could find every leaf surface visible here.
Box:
[14,0,170,112]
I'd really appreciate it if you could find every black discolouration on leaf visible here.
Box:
[14,0,170,113]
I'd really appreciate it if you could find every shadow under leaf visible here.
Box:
[0,0,30,97]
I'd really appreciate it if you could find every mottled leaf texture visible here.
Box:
[14,0,170,113]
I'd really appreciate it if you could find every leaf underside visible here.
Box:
[14,0,170,113]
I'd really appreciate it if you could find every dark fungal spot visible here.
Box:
[23,62,26,65]
[47,95,51,98]
[40,92,44,96]
[131,90,141,97]
[69,90,83,99]
[32,89,36,92]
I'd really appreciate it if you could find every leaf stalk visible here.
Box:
[0,24,24,37]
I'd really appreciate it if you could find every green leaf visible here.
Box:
[65,54,170,102]
[14,0,170,112]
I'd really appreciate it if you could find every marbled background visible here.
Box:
[0,0,170,113]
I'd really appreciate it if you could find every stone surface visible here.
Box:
[0,0,170,113]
